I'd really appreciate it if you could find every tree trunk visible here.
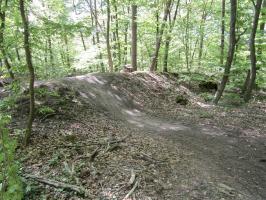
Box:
[64,34,71,69]
[16,47,21,62]
[220,0,226,65]
[48,35,54,68]
[198,0,213,67]
[0,0,14,79]
[131,5,137,71]
[213,0,237,105]
[113,0,121,71]
[184,0,191,74]
[244,0,263,102]
[123,6,130,65]
[163,0,180,72]
[106,0,113,72]
[19,0,35,146]
[150,0,172,71]
[80,31,87,51]
[242,69,250,94]
[257,0,266,65]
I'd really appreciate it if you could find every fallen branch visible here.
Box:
[55,135,131,148]
[123,179,139,200]
[22,174,91,197]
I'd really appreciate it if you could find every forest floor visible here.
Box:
[11,72,266,199]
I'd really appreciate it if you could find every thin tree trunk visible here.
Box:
[80,31,87,51]
[131,5,137,71]
[73,0,87,50]
[220,0,226,65]
[213,0,237,104]
[244,0,263,102]
[163,0,180,72]
[150,0,172,71]
[16,47,21,61]
[0,0,14,79]
[257,0,266,64]
[88,0,96,44]
[242,69,250,94]
[113,0,121,70]
[198,0,213,67]
[106,0,113,72]
[48,35,54,68]
[184,0,190,73]
[123,6,130,65]
[20,0,35,146]
[64,34,71,69]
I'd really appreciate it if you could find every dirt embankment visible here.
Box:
[13,72,266,200]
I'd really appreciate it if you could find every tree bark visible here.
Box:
[19,0,35,146]
[244,0,263,102]
[213,0,237,104]
[220,0,226,65]
[106,0,113,72]
[131,5,137,71]
[150,0,172,71]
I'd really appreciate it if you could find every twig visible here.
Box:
[106,143,121,152]
[123,180,139,200]
[89,146,101,161]
[22,174,91,197]
[128,169,136,186]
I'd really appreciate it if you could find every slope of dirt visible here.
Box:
[13,72,266,199]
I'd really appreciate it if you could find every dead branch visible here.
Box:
[22,174,91,197]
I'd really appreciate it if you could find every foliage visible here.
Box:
[37,106,55,115]
[0,114,23,200]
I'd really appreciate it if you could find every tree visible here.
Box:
[0,0,14,79]
[163,0,180,72]
[106,0,114,72]
[150,0,172,72]
[19,0,35,146]
[213,0,237,104]
[131,4,137,71]
[244,0,263,102]
[220,0,226,66]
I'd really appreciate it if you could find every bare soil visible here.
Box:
[13,72,266,200]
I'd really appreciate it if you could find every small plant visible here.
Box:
[200,92,213,102]
[37,106,55,115]
[0,115,23,200]
[35,88,60,98]
[222,93,245,106]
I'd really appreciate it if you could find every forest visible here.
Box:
[0,0,266,199]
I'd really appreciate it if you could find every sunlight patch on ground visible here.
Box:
[72,75,106,85]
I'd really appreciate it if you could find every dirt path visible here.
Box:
[55,73,266,199]
[18,73,266,199]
